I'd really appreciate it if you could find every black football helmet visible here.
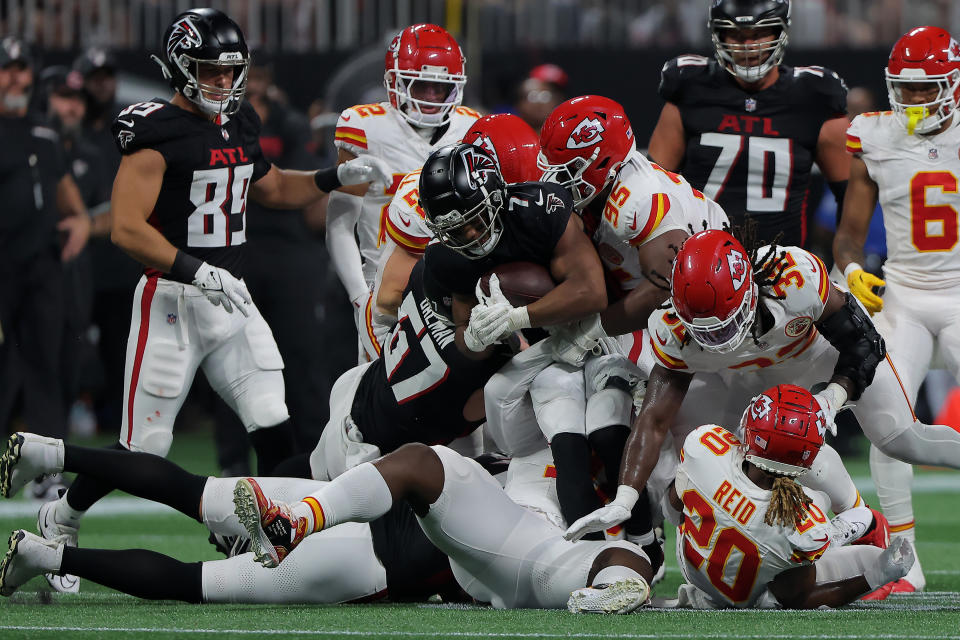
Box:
[151,8,249,116]
[709,0,790,83]
[419,143,507,259]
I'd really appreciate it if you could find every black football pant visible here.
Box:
[0,254,66,438]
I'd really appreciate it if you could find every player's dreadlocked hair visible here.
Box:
[763,474,814,528]
[729,219,789,348]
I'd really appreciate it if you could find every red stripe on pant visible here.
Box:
[126,275,159,447]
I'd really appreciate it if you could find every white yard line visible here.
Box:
[0,628,957,639]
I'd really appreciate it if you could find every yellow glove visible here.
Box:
[844,262,885,314]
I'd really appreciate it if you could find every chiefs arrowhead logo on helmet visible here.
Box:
[566,117,605,149]
[461,147,498,190]
[750,393,774,421]
[166,17,203,59]
[726,248,748,291]
[950,39,960,61]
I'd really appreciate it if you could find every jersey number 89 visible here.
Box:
[187,165,253,247]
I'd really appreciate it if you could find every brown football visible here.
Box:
[479,262,556,306]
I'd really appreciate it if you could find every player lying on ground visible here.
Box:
[832,26,960,592]
[234,442,655,613]
[0,434,456,603]
[664,384,911,609]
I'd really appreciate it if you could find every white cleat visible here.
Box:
[0,530,64,597]
[37,500,79,593]
[0,433,65,499]
[567,576,650,614]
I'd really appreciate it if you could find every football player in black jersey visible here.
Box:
[37,7,389,594]
[647,0,850,247]
[308,259,511,481]
[418,143,607,359]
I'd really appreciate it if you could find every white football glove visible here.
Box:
[564,485,639,542]
[812,382,848,438]
[337,155,392,188]
[549,313,608,367]
[865,538,915,590]
[193,262,251,316]
[464,274,531,352]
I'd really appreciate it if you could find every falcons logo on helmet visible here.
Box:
[727,249,748,290]
[750,394,774,421]
[566,117,605,149]
[461,147,498,189]
[468,133,501,167]
[166,17,203,60]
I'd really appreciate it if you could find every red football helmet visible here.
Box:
[671,230,757,353]
[538,95,635,209]
[741,384,825,477]
[886,26,960,135]
[384,24,466,128]
[463,114,541,184]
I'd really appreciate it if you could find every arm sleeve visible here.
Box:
[325,190,370,301]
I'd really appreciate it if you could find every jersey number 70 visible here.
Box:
[699,133,792,211]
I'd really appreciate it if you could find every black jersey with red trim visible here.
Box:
[659,56,847,246]
[111,99,272,279]
[422,181,574,298]
[351,260,511,454]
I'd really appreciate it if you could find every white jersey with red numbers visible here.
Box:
[675,425,832,608]
[592,151,729,296]
[648,246,833,374]
[334,102,480,283]
[846,111,960,289]
[383,169,434,256]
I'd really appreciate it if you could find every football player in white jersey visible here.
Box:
[833,26,960,593]
[373,113,542,324]
[326,23,481,362]
[234,442,656,613]
[487,96,728,546]
[667,385,913,609]
[564,229,893,550]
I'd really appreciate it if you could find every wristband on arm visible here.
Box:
[170,250,204,283]
[313,166,342,193]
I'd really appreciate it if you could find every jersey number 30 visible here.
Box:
[188,165,254,247]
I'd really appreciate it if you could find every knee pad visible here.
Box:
[881,424,960,468]
[245,394,290,431]
[531,365,585,441]
[585,388,633,434]
[139,338,191,398]
[236,369,289,430]
[244,316,284,371]
[128,423,174,457]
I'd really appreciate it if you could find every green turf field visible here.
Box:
[0,433,957,640]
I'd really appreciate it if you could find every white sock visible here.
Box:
[869,444,915,542]
[54,494,85,529]
[592,564,644,587]
[291,463,393,532]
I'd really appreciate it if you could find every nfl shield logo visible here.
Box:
[167,313,177,325]
[929,148,939,160]
[745,98,757,112]
[221,128,230,141]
